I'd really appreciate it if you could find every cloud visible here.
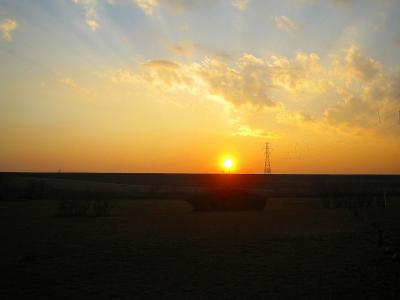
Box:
[126,0,221,14]
[133,0,159,15]
[86,19,99,30]
[273,16,299,31]
[323,49,400,135]
[0,18,18,41]
[345,45,381,82]
[107,0,218,16]
[59,77,96,98]
[232,0,250,11]
[141,60,197,91]
[109,68,140,83]
[162,0,219,13]
[330,0,354,7]
[112,51,332,108]
[168,42,198,57]
[197,55,278,107]
[324,96,374,128]
[268,52,330,93]
[111,55,278,108]
[108,45,400,137]
[233,124,279,139]
[144,60,180,69]
[167,41,232,60]
[72,0,100,30]
[294,0,354,6]
[388,69,400,102]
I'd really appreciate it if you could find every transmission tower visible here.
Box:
[264,142,271,174]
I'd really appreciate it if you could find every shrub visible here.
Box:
[57,199,91,217]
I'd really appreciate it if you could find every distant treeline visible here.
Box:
[0,176,193,202]
[1,173,400,202]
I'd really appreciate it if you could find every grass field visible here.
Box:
[1,175,400,299]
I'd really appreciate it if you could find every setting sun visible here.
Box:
[222,158,235,173]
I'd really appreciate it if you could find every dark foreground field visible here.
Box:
[1,174,400,299]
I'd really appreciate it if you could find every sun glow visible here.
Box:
[222,157,235,173]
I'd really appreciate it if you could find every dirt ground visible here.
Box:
[1,197,400,299]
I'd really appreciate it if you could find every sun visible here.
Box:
[222,157,235,173]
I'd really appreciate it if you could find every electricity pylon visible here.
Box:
[264,142,271,174]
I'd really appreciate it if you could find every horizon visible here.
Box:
[2,171,400,176]
[1,0,400,174]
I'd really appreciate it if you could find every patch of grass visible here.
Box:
[187,188,267,211]
[23,179,53,200]
[57,199,92,217]
[0,177,23,201]
[57,190,113,217]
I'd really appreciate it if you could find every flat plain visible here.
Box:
[1,175,400,299]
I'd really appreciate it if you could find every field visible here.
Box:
[1,174,400,299]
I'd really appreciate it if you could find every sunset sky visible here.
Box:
[1,0,400,173]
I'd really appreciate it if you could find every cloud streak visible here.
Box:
[72,0,100,30]
[232,0,250,11]
[273,16,299,31]
[0,18,18,41]
[133,0,159,15]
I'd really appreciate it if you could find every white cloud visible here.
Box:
[167,41,232,60]
[232,0,250,11]
[134,0,159,15]
[168,42,198,57]
[272,15,299,31]
[104,0,219,16]
[0,18,18,41]
[86,19,99,30]
[72,0,100,30]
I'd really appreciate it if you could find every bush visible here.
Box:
[57,199,91,217]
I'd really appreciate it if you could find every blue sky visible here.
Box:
[2,0,400,69]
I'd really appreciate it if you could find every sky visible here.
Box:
[0,0,400,173]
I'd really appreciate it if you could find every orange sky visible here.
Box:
[1,0,399,173]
